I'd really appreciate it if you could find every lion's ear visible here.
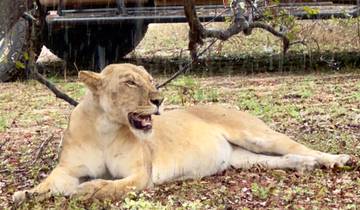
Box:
[78,71,102,92]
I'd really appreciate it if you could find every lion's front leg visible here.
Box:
[72,173,150,201]
[13,166,81,203]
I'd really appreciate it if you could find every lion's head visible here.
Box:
[79,64,163,135]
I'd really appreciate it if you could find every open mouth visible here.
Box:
[128,113,153,131]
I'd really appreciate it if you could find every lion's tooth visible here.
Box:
[141,119,151,126]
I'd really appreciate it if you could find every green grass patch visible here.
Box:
[0,116,7,132]
[236,91,281,122]
[61,82,86,100]
[251,183,271,200]
[166,76,220,104]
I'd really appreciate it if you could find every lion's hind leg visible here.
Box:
[228,128,350,169]
[189,106,350,169]
[230,147,318,172]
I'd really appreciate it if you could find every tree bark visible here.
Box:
[183,0,295,58]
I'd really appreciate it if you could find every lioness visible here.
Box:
[13,63,350,202]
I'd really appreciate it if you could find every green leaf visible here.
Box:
[272,0,280,4]
[338,165,353,171]
[15,61,26,69]
[303,6,320,16]
[23,52,30,61]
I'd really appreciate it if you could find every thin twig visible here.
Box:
[31,134,54,164]
[248,22,290,52]
[156,40,217,89]
[73,62,80,72]
[203,8,231,27]
[0,140,7,151]
[0,168,27,174]
[0,169,8,174]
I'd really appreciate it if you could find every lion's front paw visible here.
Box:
[72,180,114,200]
[13,190,29,204]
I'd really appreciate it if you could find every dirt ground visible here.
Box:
[0,69,359,209]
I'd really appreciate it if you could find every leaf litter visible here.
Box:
[0,70,359,209]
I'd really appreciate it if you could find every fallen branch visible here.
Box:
[32,134,54,164]
[32,67,79,107]
[23,7,79,107]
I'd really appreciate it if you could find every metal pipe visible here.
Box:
[46,5,360,28]
[116,0,127,14]
[47,15,227,25]
[57,0,65,16]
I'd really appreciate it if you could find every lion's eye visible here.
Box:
[125,80,137,87]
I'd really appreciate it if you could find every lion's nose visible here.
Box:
[150,98,164,107]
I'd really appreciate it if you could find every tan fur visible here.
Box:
[13,64,350,202]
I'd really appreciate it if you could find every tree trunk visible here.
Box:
[0,0,32,35]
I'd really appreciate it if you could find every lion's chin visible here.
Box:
[130,127,153,140]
